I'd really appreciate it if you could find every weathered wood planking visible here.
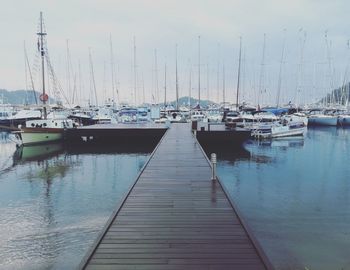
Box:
[80,123,273,270]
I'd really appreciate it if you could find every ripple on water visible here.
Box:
[0,134,150,269]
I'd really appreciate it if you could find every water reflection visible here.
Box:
[202,144,251,165]
[66,143,156,155]
[202,137,305,166]
[0,133,151,270]
[214,129,350,270]
[255,137,304,149]
[14,143,64,163]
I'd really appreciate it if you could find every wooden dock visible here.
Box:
[80,123,273,270]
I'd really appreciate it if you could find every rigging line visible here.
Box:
[24,41,37,104]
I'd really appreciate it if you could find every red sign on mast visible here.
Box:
[39,93,49,102]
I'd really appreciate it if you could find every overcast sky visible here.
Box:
[1,0,349,106]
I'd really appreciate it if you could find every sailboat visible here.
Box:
[18,12,74,145]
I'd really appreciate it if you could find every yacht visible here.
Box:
[251,120,306,139]
[251,111,306,139]
[224,111,241,128]
[118,107,138,123]
[206,108,222,123]
[191,110,206,122]
[18,118,74,145]
[4,108,41,127]
[307,109,338,126]
[166,110,184,123]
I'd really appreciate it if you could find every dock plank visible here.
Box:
[80,123,273,270]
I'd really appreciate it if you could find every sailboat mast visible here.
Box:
[296,30,306,109]
[198,35,201,106]
[110,34,116,104]
[78,59,82,105]
[38,11,47,119]
[66,39,72,103]
[89,48,98,106]
[175,44,179,110]
[154,49,159,104]
[236,36,242,110]
[276,30,286,108]
[133,36,137,106]
[188,60,192,108]
[207,62,209,102]
[258,34,266,108]
[164,63,167,108]
[217,43,220,104]
[223,63,225,105]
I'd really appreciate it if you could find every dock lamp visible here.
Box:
[211,153,217,181]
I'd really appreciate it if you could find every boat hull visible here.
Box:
[0,117,41,128]
[270,126,306,138]
[20,128,63,145]
[308,116,338,126]
[338,116,350,126]
[252,125,306,139]
[196,129,251,147]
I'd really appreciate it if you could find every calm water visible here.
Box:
[1,128,350,270]
[215,127,350,270]
[0,132,152,270]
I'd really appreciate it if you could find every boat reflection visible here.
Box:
[13,143,64,163]
[65,143,156,155]
[202,144,251,165]
[202,136,305,165]
[255,137,305,148]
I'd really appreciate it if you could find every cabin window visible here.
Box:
[55,123,58,126]
[31,123,35,127]
[43,123,47,127]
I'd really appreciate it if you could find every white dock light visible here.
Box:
[211,153,217,180]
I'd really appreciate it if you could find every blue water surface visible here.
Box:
[217,127,350,270]
[0,133,151,270]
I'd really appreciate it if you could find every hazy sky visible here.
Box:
[1,0,349,106]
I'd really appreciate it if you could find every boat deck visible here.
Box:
[80,123,273,270]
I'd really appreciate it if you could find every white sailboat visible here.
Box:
[307,109,338,126]
[19,12,74,145]
[249,111,307,139]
